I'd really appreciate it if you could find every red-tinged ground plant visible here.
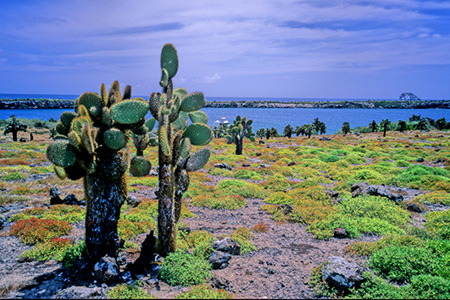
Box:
[9,217,72,244]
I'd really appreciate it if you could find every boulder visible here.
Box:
[321,256,365,293]
[351,182,415,203]
[126,195,142,207]
[212,237,241,255]
[333,227,350,238]
[50,187,64,205]
[54,286,107,299]
[93,255,120,283]
[208,251,232,269]
[214,163,232,170]
[211,276,230,289]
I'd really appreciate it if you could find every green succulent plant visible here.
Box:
[225,115,255,155]
[150,43,213,256]
[46,81,151,266]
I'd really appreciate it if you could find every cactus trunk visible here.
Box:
[157,145,177,257]
[235,138,243,155]
[84,149,127,265]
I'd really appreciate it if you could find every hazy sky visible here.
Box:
[1,0,449,99]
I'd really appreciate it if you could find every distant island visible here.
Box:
[0,98,449,109]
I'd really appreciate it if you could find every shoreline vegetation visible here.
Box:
[0,98,449,109]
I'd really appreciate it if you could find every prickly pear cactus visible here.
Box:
[225,115,255,155]
[151,43,213,256]
[4,115,27,142]
[46,81,150,265]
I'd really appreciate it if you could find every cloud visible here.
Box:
[193,73,221,84]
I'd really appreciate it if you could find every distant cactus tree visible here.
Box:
[265,128,271,140]
[341,122,351,135]
[436,117,448,130]
[284,124,293,138]
[225,116,255,155]
[4,115,27,141]
[369,120,378,132]
[295,125,303,137]
[213,123,229,138]
[312,118,321,133]
[150,44,213,256]
[304,124,313,138]
[46,81,151,266]
[49,128,57,140]
[318,122,327,135]
[415,118,431,131]
[380,119,391,137]
[397,120,407,132]
[256,128,265,139]
[270,127,279,138]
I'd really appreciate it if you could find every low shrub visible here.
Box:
[252,222,269,233]
[191,194,246,210]
[233,168,263,180]
[424,210,450,239]
[107,281,153,299]
[9,205,85,224]
[175,284,234,299]
[118,218,155,241]
[413,191,450,206]
[215,179,269,199]
[405,274,450,299]
[3,173,27,181]
[159,251,212,286]
[230,227,256,254]
[20,237,74,262]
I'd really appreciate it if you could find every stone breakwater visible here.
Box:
[0,99,75,109]
[1,98,449,109]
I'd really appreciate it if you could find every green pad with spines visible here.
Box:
[129,156,152,177]
[189,111,208,124]
[159,125,171,157]
[160,68,169,87]
[56,122,69,136]
[132,125,148,136]
[71,117,91,136]
[180,92,206,112]
[68,130,82,151]
[179,137,191,159]
[46,140,77,168]
[77,92,102,118]
[102,107,112,128]
[53,165,67,180]
[182,123,214,146]
[160,43,178,79]
[173,111,189,132]
[100,83,108,107]
[60,112,77,128]
[108,81,122,106]
[173,88,188,100]
[123,85,132,100]
[145,118,156,131]
[110,99,149,125]
[186,148,211,172]
[103,128,127,150]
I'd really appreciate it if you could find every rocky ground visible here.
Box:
[0,131,449,299]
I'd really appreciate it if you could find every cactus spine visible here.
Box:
[225,115,255,155]
[152,43,213,256]
[46,82,151,266]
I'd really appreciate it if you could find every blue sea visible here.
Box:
[1,94,448,134]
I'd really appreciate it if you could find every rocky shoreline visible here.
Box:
[1,98,449,109]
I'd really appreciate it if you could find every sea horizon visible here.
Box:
[0,93,445,103]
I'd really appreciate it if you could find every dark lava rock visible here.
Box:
[214,163,233,170]
[64,194,84,205]
[406,203,423,213]
[416,157,424,162]
[242,163,251,167]
[126,195,142,207]
[54,286,107,299]
[321,256,365,293]
[212,237,241,255]
[259,140,265,144]
[287,161,296,166]
[50,187,64,205]
[211,276,230,289]
[93,255,120,283]
[209,251,232,269]
[0,214,6,230]
[333,227,350,239]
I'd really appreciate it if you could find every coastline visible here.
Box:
[0,98,449,109]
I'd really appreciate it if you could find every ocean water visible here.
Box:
[1,107,447,134]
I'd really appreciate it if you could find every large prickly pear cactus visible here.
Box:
[46,81,151,265]
[225,115,255,155]
[151,43,213,256]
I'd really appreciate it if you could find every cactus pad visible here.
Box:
[182,123,213,146]
[173,87,188,100]
[189,111,208,124]
[110,99,149,125]
[160,68,169,87]
[53,165,67,180]
[77,92,102,117]
[71,116,91,135]
[129,156,152,177]
[179,137,191,159]
[123,85,132,100]
[180,92,206,112]
[103,128,127,150]
[186,148,211,172]
[160,43,178,79]
[56,122,69,136]
[60,112,77,128]
[46,140,77,167]
[100,83,108,107]
[145,118,156,132]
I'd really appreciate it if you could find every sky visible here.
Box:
[0,0,450,100]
